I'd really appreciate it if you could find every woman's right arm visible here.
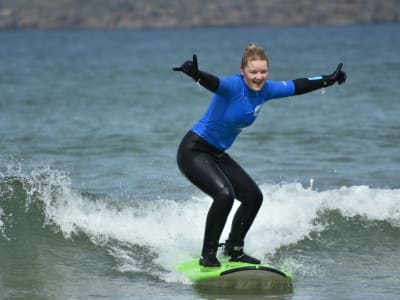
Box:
[173,54,219,92]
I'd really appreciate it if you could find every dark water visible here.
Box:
[1,24,400,299]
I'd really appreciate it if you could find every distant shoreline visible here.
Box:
[0,0,399,31]
[1,22,398,33]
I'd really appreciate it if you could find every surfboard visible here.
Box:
[177,258,292,290]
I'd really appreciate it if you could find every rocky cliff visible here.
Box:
[0,0,399,30]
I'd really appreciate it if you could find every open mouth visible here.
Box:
[253,80,263,88]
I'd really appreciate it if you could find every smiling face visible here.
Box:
[240,59,269,91]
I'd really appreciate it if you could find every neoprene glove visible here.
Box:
[323,63,347,86]
[173,54,200,81]
[173,54,219,92]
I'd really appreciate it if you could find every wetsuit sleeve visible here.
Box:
[293,64,347,95]
[293,76,331,95]
[215,75,244,98]
[197,70,220,92]
[265,80,296,99]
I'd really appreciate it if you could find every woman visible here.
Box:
[173,44,346,267]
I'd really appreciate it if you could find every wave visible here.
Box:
[1,165,400,283]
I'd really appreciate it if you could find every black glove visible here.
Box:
[173,54,219,92]
[173,54,200,81]
[323,63,347,86]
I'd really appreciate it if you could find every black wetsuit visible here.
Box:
[177,131,263,248]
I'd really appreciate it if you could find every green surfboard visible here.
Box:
[177,258,293,290]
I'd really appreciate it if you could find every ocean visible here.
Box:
[1,24,399,299]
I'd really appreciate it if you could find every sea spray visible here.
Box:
[1,164,400,284]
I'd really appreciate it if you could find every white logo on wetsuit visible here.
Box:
[254,104,263,117]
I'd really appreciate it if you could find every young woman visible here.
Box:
[173,44,346,267]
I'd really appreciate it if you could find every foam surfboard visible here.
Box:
[177,258,292,290]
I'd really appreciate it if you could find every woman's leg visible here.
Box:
[177,132,235,266]
[218,154,263,263]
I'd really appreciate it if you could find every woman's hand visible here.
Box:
[173,54,199,81]
[324,63,347,86]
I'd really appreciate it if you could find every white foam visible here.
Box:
[12,167,400,282]
[323,185,400,225]
[0,207,8,240]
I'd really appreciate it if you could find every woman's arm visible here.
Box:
[293,63,347,95]
[173,54,219,92]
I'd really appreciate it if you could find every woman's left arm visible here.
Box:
[293,63,347,95]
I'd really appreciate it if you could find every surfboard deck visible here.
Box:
[177,258,293,290]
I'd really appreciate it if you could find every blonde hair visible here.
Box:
[241,43,269,68]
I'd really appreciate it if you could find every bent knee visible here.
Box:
[247,188,263,209]
[254,190,263,207]
[213,186,235,208]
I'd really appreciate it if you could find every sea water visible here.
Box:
[1,24,400,299]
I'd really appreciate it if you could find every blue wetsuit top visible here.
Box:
[191,73,295,150]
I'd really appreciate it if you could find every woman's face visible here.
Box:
[240,59,269,91]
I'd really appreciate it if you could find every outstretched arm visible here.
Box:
[293,63,347,95]
[173,54,219,92]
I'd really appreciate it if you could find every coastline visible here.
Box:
[0,0,399,30]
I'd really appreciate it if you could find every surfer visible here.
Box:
[173,44,346,267]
